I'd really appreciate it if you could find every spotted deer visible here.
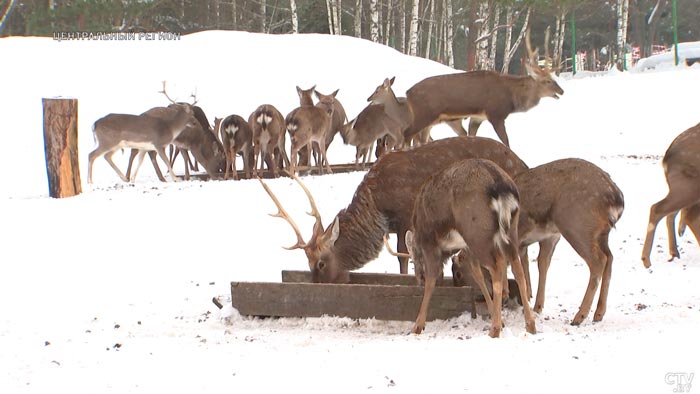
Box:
[215,115,253,180]
[404,31,563,147]
[258,137,529,283]
[452,158,624,326]
[249,104,290,178]
[403,158,535,337]
[642,122,700,267]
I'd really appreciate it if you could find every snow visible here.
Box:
[1,31,700,393]
[632,41,700,72]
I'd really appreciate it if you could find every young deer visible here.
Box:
[404,31,563,147]
[286,90,337,176]
[294,86,348,167]
[340,103,403,167]
[258,137,529,283]
[405,158,535,337]
[451,158,624,326]
[215,115,253,180]
[641,122,700,267]
[249,104,289,178]
[88,103,197,183]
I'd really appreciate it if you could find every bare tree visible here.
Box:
[291,0,298,33]
[0,0,17,35]
[501,6,530,73]
[444,0,454,67]
[326,0,341,34]
[475,1,491,70]
[488,3,501,70]
[408,0,419,56]
[370,0,379,42]
[354,0,362,37]
[260,0,267,33]
[398,0,406,53]
[424,0,435,59]
[616,0,630,70]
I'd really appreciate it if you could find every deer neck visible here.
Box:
[511,77,543,113]
[333,186,388,271]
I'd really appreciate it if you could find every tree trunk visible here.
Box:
[501,7,530,73]
[43,98,81,198]
[488,3,500,70]
[444,0,454,68]
[408,0,419,55]
[425,0,434,59]
[552,10,566,71]
[354,0,362,37]
[399,0,406,53]
[370,0,379,42]
[465,1,478,70]
[475,2,490,70]
[616,0,630,70]
[384,0,393,46]
[290,0,298,33]
[260,0,267,33]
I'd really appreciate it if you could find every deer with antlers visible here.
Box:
[641,122,700,268]
[404,31,563,147]
[400,158,536,337]
[258,136,528,283]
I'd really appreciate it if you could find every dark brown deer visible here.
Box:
[454,158,624,326]
[88,103,197,183]
[403,158,535,337]
[215,115,253,180]
[404,32,563,147]
[340,103,403,167]
[249,104,290,178]
[286,90,337,175]
[258,136,529,283]
[641,122,700,268]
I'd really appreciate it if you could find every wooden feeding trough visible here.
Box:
[230,270,481,322]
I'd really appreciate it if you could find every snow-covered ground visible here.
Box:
[1,31,699,393]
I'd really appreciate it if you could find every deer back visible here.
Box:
[341,103,401,148]
[249,104,285,149]
[286,93,336,147]
[220,114,253,152]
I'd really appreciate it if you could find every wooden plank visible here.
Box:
[190,162,375,181]
[281,270,455,287]
[231,281,474,322]
[42,98,81,198]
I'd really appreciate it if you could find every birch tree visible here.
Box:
[290,0,298,33]
[370,0,379,42]
[408,0,419,56]
[354,0,362,38]
[444,0,454,67]
[501,7,530,73]
[424,0,435,59]
[488,3,500,70]
[475,2,491,70]
[326,0,342,35]
[616,0,630,70]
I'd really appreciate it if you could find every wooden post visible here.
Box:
[42,98,81,198]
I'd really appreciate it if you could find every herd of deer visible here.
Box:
[87,33,700,338]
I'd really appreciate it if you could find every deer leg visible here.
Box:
[507,243,537,334]
[129,150,148,183]
[665,211,681,261]
[468,257,495,314]
[593,233,614,322]
[318,141,333,174]
[411,273,437,335]
[446,119,468,136]
[88,146,115,183]
[269,145,279,178]
[156,147,180,182]
[242,147,251,180]
[568,236,605,326]
[679,204,700,245]
[467,118,483,137]
[180,150,191,181]
[396,229,410,274]
[532,236,560,314]
[290,146,298,177]
[488,257,506,338]
[252,144,261,177]
[224,147,232,180]
[231,147,240,180]
[489,118,510,147]
[641,186,700,267]
[125,149,139,181]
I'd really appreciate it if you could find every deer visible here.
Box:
[215,115,253,180]
[367,76,430,152]
[398,158,536,337]
[249,104,290,178]
[87,102,197,184]
[257,136,529,283]
[451,158,624,326]
[641,122,700,268]
[340,103,404,168]
[404,31,564,147]
[293,86,347,168]
[285,90,337,176]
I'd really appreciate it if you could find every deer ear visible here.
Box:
[328,216,340,245]
[405,230,414,252]
[388,76,395,86]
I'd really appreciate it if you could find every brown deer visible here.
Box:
[258,136,529,283]
[215,115,253,180]
[403,158,535,337]
[641,122,700,268]
[340,103,403,167]
[249,104,289,178]
[124,105,227,182]
[404,32,563,147]
[367,76,430,151]
[454,158,624,326]
[88,103,197,183]
[294,86,348,167]
[286,90,337,176]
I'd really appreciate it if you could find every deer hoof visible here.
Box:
[641,257,652,269]
[410,324,425,335]
[570,314,585,326]
[488,326,501,338]
[526,321,537,335]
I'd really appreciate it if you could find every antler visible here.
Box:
[383,235,411,258]
[159,80,178,104]
[288,172,324,234]
[257,177,308,250]
[524,28,539,70]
